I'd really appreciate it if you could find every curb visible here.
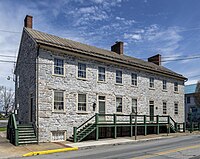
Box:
[77,136,174,150]
[22,147,78,157]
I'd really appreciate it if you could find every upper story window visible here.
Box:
[174,102,178,115]
[78,63,86,78]
[116,97,122,112]
[78,94,87,111]
[131,73,137,86]
[116,70,122,84]
[17,75,19,88]
[132,98,137,114]
[98,67,105,82]
[186,96,191,104]
[54,91,64,111]
[163,80,167,90]
[54,58,64,75]
[149,77,154,88]
[174,82,178,92]
[163,101,167,114]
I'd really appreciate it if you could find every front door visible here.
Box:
[149,101,154,122]
[98,96,106,121]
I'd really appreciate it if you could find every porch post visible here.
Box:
[130,115,133,137]
[144,115,147,136]
[114,114,117,139]
[95,113,99,141]
[73,127,77,143]
[156,115,159,135]
[167,116,170,134]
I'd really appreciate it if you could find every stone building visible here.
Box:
[185,84,200,123]
[15,15,187,142]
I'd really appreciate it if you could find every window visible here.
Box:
[54,58,64,75]
[78,94,87,111]
[132,99,137,114]
[187,96,190,104]
[163,102,167,114]
[17,75,19,88]
[116,97,122,112]
[174,82,178,92]
[163,80,167,90]
[78,63,86,78]
[54,91,64,111]
[116,70,122,84]
[51,131,66,141]
[174,103,178,115]
[149,77,154,88]
[131,73,137,86]
[98,67,105,82]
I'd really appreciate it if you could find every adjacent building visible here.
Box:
[15,15,187,142]
[185,84,200,123]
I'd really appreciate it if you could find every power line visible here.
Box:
[0,29,21,34]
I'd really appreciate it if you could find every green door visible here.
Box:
[149,101,154,121]
[99,96,106,121]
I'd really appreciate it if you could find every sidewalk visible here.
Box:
[0,131,199,158]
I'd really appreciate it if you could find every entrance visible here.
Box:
[149,101,154,122]
[98,96,106,121]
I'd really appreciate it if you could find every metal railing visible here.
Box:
[7,114,18,146]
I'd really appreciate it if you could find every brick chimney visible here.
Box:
[24,15,33,28]
[111,41,124,55]
[148,54,161,66]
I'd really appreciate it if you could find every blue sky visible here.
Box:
[0,0,200,89]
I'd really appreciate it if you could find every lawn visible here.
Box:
[0,127,6,131]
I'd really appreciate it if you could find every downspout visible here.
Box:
[36,44,40,143]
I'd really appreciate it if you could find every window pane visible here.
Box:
[116,70,122,83]
[150,77,154,88]
[54,59,64,75]
[163,80,167,90]
[116,97,122,112]
[98,67,105,81]
[78,63,86,78]
[78,94,86,111]
[132,99,137,114]
[132,73,137,86]
[54,91,64,111]
[163,102,167,114]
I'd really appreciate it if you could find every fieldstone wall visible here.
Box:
[37,48,185,142]
[15,30,37,124]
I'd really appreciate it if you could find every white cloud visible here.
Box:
[124,33,142,41]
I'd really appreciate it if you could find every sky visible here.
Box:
[1,0,200,90]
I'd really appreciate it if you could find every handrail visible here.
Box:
[7,113,18,146]
[77,114,96,129]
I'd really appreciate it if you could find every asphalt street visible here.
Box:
[18,135,200,159]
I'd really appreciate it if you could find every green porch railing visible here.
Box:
[73,113,185,143]
[7,113,18,146]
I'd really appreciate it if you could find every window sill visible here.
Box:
[174,91,179,94]
[162,89,167,92]
[77,77,88,81]
[52,111,66,114]
[131,85,138,88]
[97,80,107,84]
[115,83,123,86]
[149,87,155,90]
[52,74,65,78]
[76,111,90,114]
[115,112,123,115]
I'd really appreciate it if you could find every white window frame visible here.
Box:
[116,96,123,113]
[51,130,66,142]
[174,82,178,92]
[174,102,178,115]
[163,80,167,90]
[163,101,167,114]
[131,98,137,115]
[97,95,107,114]
[131,73,138,86]
[149,77,154,88]
[77,93,88,112]
[53,90,65,112]
[98,66,106,82]
[77,63,87,79]
[116,70,122,84]
[53,58,65,76]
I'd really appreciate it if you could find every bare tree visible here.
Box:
[194,81,200,107]
[0,86,15,116]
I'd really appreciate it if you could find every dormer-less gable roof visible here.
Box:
[24,27,187,80]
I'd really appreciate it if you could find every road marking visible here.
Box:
[131,144,200,159]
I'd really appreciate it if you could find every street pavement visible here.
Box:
[17,135,200,159]
[0,120,7,128]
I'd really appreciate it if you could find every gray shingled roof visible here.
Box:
[24,27,186,80]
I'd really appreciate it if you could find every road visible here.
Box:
[19,135,200,159]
